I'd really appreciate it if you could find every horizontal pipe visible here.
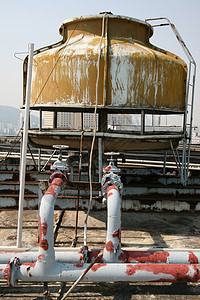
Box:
[2,262,199,283]
[118,250,200,264]
[0,250,200,265]
[0,251,83,264]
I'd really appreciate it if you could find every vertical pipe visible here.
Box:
[54,111,57,129]
[17,43,34,248]
[38,148,41,172]
[141,110,145,135]
[39,109,42,131]
[38,109,42,172]
[36,176,64,273]
[73,131,84,244]
[163,151,167,175]
[103,184,122,262]
[103,15,108,106]
[98,138,102,184]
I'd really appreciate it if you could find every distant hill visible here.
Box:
[0,105,39,126]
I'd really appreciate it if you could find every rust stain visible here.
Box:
[103,165,112,172]
[3,264,10,282]
[39,239,49,251]
[113,229,121,243]
[188,251,199,264]
[37,254,45,262]
[119,251,170,263]
[107,192,113,197]
[75,263,84,268]
[22,262,36,267]
[105,240,114,253]
[45,178,63,197]
[87,250,103,263]
[125,264,200,282]
[107,185,119,193]
[91,263,107,272]
[41,221,48,236]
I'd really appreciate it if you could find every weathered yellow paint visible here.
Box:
[26,14,187,112]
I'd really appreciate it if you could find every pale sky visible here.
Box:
[0,0,200,126]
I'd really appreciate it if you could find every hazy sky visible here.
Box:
[0,0,200,125]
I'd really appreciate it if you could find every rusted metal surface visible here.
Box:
[26,14,186,112]
[28,129,183,151]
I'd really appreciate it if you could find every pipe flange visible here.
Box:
[49,170,69,186]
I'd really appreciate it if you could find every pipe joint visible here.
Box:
[79,246,88,263]
[8,257,21,287]
[49,170,69,186]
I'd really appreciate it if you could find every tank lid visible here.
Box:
[59,13,153,37]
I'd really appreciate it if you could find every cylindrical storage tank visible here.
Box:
[25,14,187,112]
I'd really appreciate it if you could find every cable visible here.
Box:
[84,13,106,246]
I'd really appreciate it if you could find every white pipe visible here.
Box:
[6,262,200,283]
[98,138,103,183]
[0,252,83,264]
[0,250,200,265]
[17,43,34,248]
[103,184,122,262]
[36,176,63,274]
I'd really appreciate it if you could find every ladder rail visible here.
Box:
[145,17,196,184]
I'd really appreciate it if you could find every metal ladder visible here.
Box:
[145,17,196,185]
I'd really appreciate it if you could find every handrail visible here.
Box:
[146,17,196,184]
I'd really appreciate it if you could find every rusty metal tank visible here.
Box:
[27,14,187,111]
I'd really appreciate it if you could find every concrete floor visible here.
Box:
[0,209,200,299]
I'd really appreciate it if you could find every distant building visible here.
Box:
[43,112,98,130]
[108,114,136,131]
[83,113,98,130]
[57,112,81,129]
[43,112,54,128]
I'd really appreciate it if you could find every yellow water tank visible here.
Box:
[27,14,187,112]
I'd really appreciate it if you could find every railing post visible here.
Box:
[17,43,34,248]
